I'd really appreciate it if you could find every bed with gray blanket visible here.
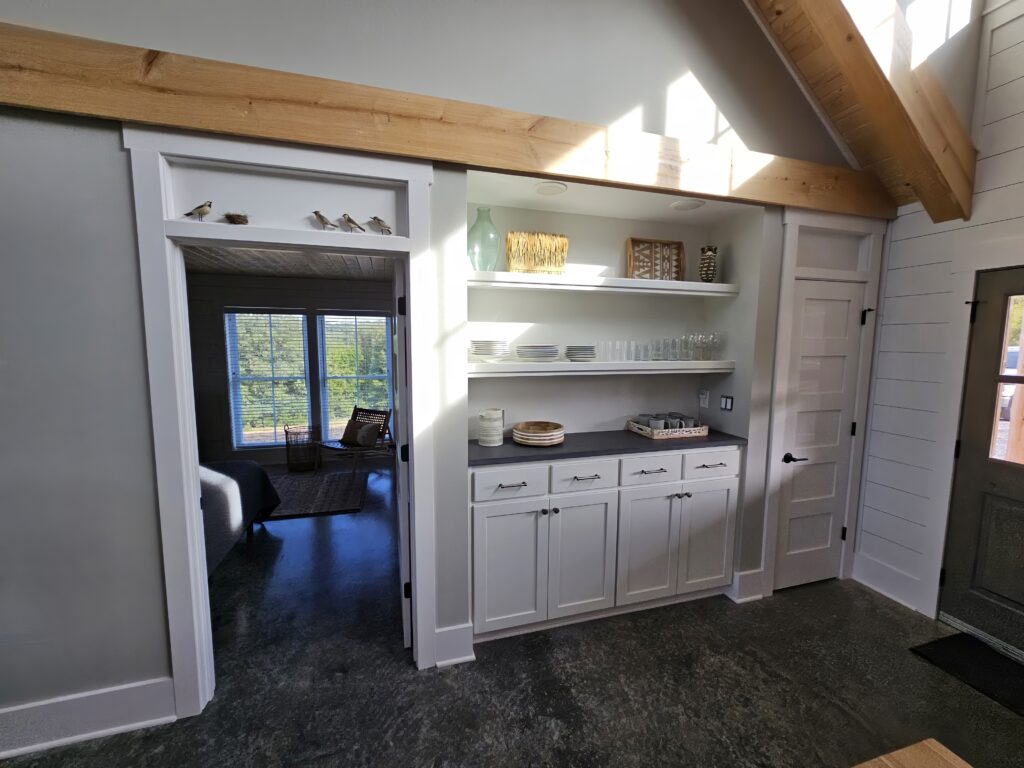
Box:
[199,460,281,574]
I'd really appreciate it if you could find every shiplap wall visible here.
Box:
[854,0,1024,614]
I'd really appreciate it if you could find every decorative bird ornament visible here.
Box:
[370,216,393,235]
[339,213,366,232]
[313,210,336,230]
[184,201,213,221]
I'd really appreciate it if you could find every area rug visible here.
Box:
[912,633,1024,716]
[266,466,368,519]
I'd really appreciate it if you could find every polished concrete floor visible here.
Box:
[10,463,1024,767]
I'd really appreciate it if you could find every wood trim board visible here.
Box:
[854,738,972,768]
[749,0,977,223]
[0,22,896,219]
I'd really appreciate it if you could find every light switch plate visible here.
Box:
[720,395,734,411]
[699,389,709,408]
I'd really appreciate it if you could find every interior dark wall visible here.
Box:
[186,272,393,464]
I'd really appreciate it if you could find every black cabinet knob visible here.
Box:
[552,507,560,514]
[540,508,549,515]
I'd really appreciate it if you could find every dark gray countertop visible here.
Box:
[468,428,746,466]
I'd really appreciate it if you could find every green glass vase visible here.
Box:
[468,207,500,272]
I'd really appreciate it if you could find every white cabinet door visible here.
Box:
[473,498,549,633]
[677,477,738,594]
[616,484,682,605]
[547,490,619,620]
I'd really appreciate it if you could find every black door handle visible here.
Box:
[782,452,809,464]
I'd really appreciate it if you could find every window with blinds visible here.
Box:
[319,315,393,440]
[224,312,311,447]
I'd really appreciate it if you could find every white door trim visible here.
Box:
[124,127,438,718]
[763,209,885,595]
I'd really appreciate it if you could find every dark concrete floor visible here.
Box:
[9,462,1024,767]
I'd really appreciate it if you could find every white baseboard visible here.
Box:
[0,677,176,759]
[434,623,475,668]
[473,585,730,643]
[852,553,922,613]
[726,569,765,604]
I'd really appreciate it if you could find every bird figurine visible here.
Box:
[339,213,366,232]
[223,212,249,225]
[313,210,337,230]
[184,201,213,221]
[369,216,393,235]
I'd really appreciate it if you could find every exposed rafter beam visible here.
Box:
[749,0,976,222]
[0,22,895,219]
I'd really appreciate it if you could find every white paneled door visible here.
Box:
[473,499,549,633]
[616,485,681,605]
[774,280,865,589]
[547,490,618,619]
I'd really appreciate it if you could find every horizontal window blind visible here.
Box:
[224,312,311,447]
[319,315,393,440]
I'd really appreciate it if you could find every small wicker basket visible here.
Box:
[626,420,709,440]
[506,231,569,274]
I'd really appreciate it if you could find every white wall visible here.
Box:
[0,0,845,167]
[703,207,785,572]
[186,273,394,464]
[0,110,171,707]
[854,0,1024,614]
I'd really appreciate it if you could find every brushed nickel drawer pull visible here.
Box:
[497,481,528,489]
[640,468,668,475]
[696,462,728,469]
[572,474,601,481]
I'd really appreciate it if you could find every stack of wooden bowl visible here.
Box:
[512,421,565,447]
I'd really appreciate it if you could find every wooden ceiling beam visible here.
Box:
[0,22,896,219]
[749,0,976,222]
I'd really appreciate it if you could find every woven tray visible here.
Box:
[626,420,709,440]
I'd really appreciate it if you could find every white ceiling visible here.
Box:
[182,245,395,281]
[467,171,760,226]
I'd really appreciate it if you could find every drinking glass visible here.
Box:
[627,340,637,361]
[679,335,691,361]
[708,332,722,360]
[613,340,625,361]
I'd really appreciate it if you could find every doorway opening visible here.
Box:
[182,243,414,672]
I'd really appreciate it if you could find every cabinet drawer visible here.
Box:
[682,450,740,480]
[619,454,683,486]
[472,464,548,502]
[549,459,619,494]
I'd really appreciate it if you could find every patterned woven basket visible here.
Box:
[506,231,569,274]
[626,420,709,440]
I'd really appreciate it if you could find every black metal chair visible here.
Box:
[320,407,393,473]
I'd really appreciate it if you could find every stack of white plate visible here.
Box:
[469,340,510,360]
[566,344,596,362]
[512,421,565,446]
[516,344,560,362]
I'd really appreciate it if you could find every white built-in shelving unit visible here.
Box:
[467,270,738,297]
[467,360,735,378]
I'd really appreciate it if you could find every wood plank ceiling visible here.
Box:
[0,21,896,219]
[183,245,395,281]
[749,0,977,222]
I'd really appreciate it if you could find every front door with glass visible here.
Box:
[942,267,1024,655]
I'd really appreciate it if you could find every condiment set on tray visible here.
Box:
[627,412,708,440]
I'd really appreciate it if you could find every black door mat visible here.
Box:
[912,632,1024,716]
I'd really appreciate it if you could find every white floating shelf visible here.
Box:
[468,271,738,297]
[163,219,411,253]
[467,360,735,378]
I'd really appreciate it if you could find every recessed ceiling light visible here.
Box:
[535,181,569,196]
[670,198,707,211]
